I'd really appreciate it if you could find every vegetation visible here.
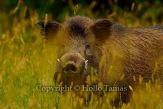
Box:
[0,0,162,109]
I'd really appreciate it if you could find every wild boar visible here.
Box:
[37,16,163,106]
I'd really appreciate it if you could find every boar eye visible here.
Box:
[85,44,90,49]
[85,44,93,56]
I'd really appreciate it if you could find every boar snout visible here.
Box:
[63,61,77,73]
[59,52,88,74]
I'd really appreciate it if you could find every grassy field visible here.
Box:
[0,10,163,109]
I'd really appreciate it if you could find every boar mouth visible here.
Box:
[63,64,87,75]
[54,58,98,85]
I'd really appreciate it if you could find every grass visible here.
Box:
[0,11,162,109]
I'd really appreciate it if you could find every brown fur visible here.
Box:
[38,16,163,106]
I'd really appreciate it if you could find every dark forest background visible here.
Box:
[1,0,163,22]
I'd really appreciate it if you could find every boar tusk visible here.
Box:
[85,60,88,70]
[57,58,61,62]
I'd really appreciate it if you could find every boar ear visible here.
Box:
[90,19,113,42]
[37,21,61,39]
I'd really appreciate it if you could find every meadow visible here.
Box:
[0,1,163,109]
